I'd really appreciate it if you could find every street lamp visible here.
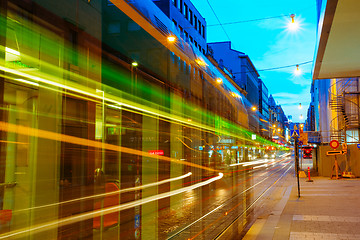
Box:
[167,36,176,42]
[294,64,301,75]
[288,14,299,31]
[132,61,138,67]
[216,78,222,84]
[251,106,257,111]
[298,103,302,109]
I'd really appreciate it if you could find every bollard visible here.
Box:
[306,167,313,182]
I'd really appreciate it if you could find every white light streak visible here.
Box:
[5,47,20,56]
[0,173,222,239]
[14,172,192,214]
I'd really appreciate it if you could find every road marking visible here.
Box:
[290,231,360,240]
[293,215,360,223]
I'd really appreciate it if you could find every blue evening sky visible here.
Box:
[191,0,317,122]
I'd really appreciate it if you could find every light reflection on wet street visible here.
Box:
[159,154,294,240]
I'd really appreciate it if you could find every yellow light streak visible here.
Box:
[0,50,284,148]
[0,121,218,173]
[15,172,192,214]
[0,172,223,239]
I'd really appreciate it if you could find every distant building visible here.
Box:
[258,79,270,138]
[268,95,288,143]
[207,41,260,133]
[152,0,207,54]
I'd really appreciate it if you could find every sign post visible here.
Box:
[292,130,300,198]
[329,140,341,179]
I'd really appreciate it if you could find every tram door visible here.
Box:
[59,97,95,239]
[1,83,41,234]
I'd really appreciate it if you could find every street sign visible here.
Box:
[299,141,303,146]
[357,144,360,149]
[291,130,299,138]
[329,140,339,149]
[299,132,308,145]
[326,150,346,156]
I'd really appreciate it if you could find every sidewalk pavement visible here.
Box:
[243,175,360,240]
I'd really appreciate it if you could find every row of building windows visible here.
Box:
[172,19,206,55]
[172,0,205,39]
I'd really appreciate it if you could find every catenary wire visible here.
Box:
[206,0,232,43]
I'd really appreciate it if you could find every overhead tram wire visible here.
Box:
[206,4,315,27]
[207,14,290,27]
[232,60,313,75]
[206,0,232,43]
[258,60,312,72]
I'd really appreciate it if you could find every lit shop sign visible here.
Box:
[148,150,164,155]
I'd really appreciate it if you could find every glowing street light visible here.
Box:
[288,14,299,31]
[294,64,301,75]
[216,78,222,84]
[299,114,304,120]
[251,106,257,111]
[132,61,138,67]
[298,103,302,109]
[167,36,176,42]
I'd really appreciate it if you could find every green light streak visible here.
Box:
[0,13,288,151]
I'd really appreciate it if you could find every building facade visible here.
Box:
[258,79,270,138]
[207,41,261,133]
[312,0,360,177]
[153,0,207,54]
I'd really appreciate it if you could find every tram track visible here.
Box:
[167,155,293,240]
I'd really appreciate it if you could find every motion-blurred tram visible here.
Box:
[0,0,288,239]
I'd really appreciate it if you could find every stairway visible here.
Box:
[329,84,360,142]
